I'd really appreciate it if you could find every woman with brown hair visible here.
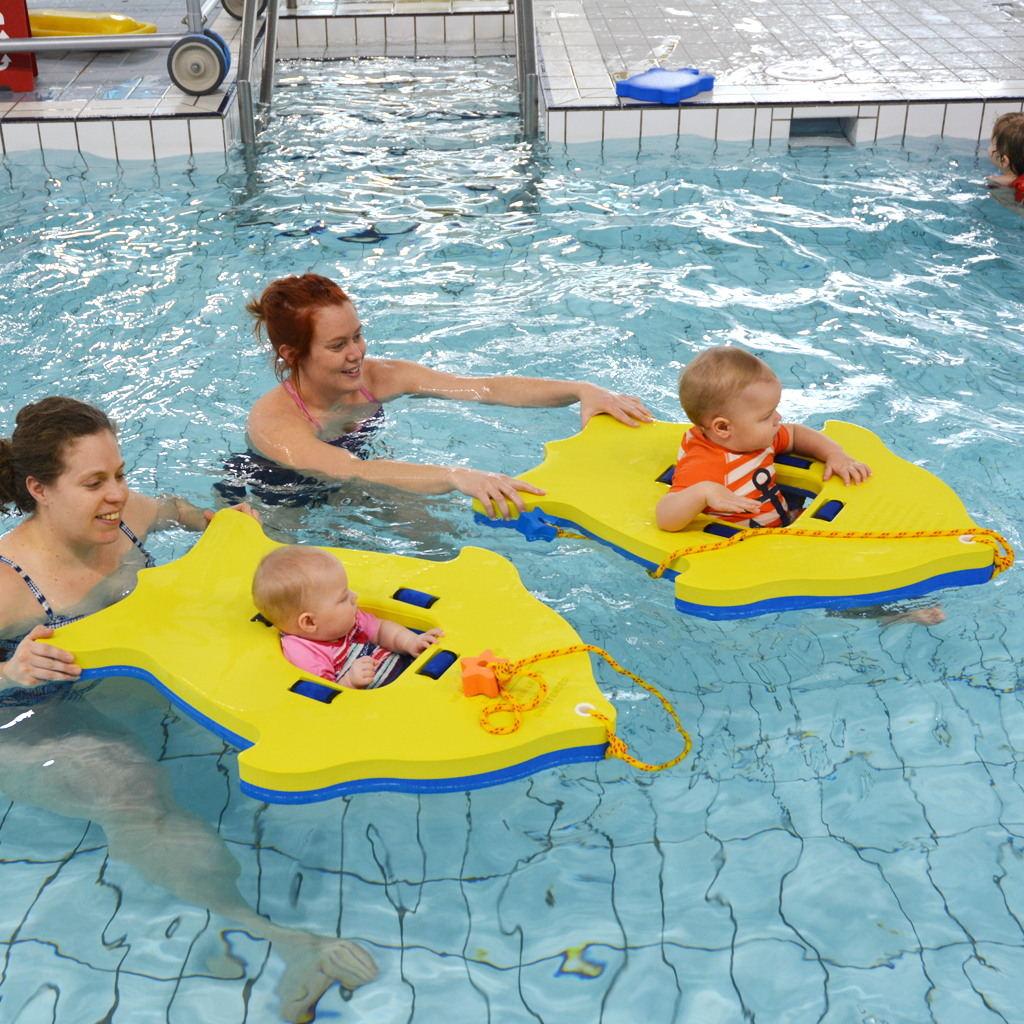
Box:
[239,274,653,516]
[0,397,377,1021]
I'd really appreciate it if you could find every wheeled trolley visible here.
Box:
[2,0,238,95]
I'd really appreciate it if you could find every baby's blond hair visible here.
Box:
[252,545,340,627]
[677,346,777,425]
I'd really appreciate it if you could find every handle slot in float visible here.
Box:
[393,587,440,609]
[417,650,459,679]
[290,680,342,704]
[811,499,845,522]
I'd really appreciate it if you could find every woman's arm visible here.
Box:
[369,359,653,428]
[126,491,260,537]
[247,403,543,519]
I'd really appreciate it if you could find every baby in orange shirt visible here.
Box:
[656,346,871,533]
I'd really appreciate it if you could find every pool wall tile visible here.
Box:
[444,14,474,41]
[797,105,858,119]
[356,16,386,47]
[678,106,718,139]
[876,103,908,140]
[640,107,679,141]
[77,120,117,160]
[188,117,225,154]
[942,102,984,140]
[113,119,156,162]
[850,116,877,145]
[565,108,604,144]
[296,16,328,52]
[474,13,504,38]
[37,119,79,157]
[752,106,772,141]
[326,17,357,49]
[981,99,1024,130]
[716,106,755,143]
[904,103,946,138]
[415,14,445,42]
[386,15,416,44]
[547,109,567,143]
[769,118,791,145]
[603,108,640,140]
[153,117,194,161]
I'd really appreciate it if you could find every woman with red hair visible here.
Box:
[240,274,652,516]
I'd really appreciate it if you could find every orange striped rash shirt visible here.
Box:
[668,424,793,527]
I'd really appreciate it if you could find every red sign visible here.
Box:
[0,0,37,92]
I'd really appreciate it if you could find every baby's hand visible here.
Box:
[703,482,761,516]
[338,656,376,689]
[822,451,872,485]
[407,628,444,656]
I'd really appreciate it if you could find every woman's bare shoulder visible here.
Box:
[363,357,436,400]
[247,382,293,426]
[0,531,42,627]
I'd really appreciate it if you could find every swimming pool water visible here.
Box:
[2,57,1024,1023]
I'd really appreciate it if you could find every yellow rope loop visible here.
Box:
[479,668,547,735]
[553,525,590,541]
[478,643,693,773]
[647,526,1016,581]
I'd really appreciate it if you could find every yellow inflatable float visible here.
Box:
[49,512,617,804]
[475,418,1013,620]
[28,9,157,35]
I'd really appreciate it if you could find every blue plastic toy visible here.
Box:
[615,67,714,104]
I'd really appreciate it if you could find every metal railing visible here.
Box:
[514,0,538,138]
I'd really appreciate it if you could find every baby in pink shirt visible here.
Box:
[252,545,443,689]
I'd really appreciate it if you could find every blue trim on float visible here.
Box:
[79,664,253,751]
[238,744,609,804]
[79,664,607,804]
[475,511,995,620]
[475,510,679,581]
[676,565,994,620]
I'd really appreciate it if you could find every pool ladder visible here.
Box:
[514,0,538,138]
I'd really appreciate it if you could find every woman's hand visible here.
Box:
[204,502,262,526]
[450,468,545,520]
[0,625,80,689]
[578,385,654,429]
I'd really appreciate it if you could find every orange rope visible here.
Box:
[479,644,692,773]
[647,527,1015,581]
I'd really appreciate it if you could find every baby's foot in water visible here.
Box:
[276,935,378,1023]
[884,605,946,627]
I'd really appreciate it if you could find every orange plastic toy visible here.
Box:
[460,650,508,698]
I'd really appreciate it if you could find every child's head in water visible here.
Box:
[677,346,783,454]
[988,112,1024,186]
[252,545,357,640]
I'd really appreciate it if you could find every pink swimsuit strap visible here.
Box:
[282,377,379,434]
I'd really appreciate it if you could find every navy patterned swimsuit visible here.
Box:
[0,522,155,708]
[217,379,385,509]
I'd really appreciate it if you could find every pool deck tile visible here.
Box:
[2,0,1024,157]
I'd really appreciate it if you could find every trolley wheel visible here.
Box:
[204,28,231,75]
[220,0,268,20]
[167,33,227,96]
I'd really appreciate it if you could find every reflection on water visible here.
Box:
[2,56,1024,1023]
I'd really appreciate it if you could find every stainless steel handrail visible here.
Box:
[235,0,259,144]
[514,0,538,138]
[258,0,282,109]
